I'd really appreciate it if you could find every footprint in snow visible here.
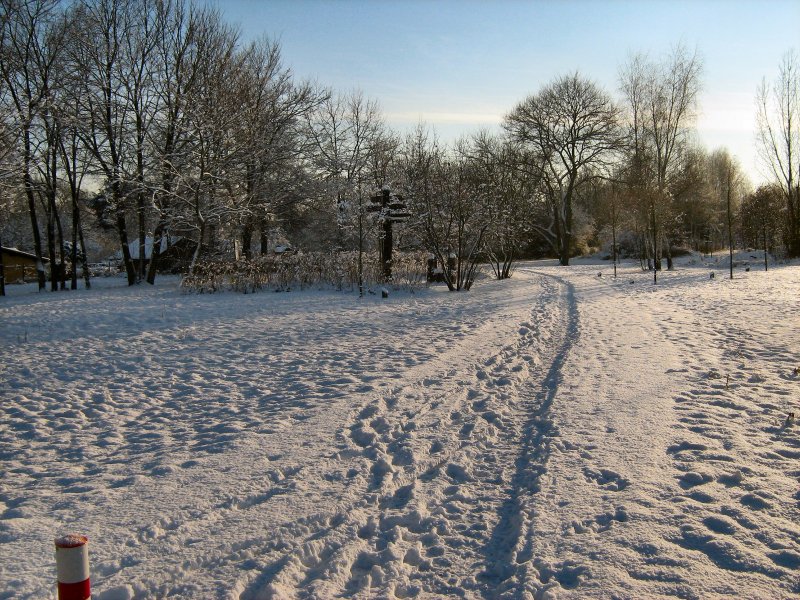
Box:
[677,471,713,489]
[445,463,471,483]
[583,467,630,491]
[740,493,771,510]
[702,515,738,535]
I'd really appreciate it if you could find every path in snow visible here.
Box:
[249,275,577,599]
[1,263,798,599]
[518,265,800,599]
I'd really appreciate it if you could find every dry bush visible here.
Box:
[180,251,428,294]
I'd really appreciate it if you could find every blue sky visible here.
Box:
[217,0,800,185]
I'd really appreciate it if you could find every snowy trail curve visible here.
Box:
[243,274,576,599]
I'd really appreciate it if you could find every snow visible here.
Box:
[1,256,798,598]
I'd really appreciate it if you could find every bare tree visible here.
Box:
[468,131,533,279]
[74,0,140,285]
[0,0,64,290]
[669,144,717,253]
[505,72,621,265]
[741,184,782,270]
[305,90,384,249]
[707,149,746,278]
[620,45,702,281]
[586,177,629,278]
[118,0,159,280]
[0,53,14,295]
[55,11,93,290]
[145,0,214,283]
[401,128,487,291]
[236,38,324,259]
[757,49,800,257]
[176,15,243,272]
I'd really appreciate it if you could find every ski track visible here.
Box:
[240,275,576,600]
[1,263,798,599]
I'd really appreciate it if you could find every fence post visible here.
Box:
[55,534,90,600]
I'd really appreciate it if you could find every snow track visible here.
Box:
[244,275,577,598]
[515,265,800,599]
[2,262,798,599]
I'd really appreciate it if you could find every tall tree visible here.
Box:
[707,149,746,278]
[401,127,487,291]
[75,0,140,284]
[146,0,214,283]
[119,0,159,280]
[468,131,533,280]
[55,11,92,290]
[236,38,323,259]
[620,45,702,281]
[176,13,242,271]
[305,89,384,251]
[0,0,63,290]
[505,72,621,265]
[757,49,800,257]
[0,56,14,295]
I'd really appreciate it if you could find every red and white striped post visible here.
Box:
[54,534,90,600]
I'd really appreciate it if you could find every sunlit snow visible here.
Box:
[1,256,798,598]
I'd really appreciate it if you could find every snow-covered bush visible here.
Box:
[180,251,428,294]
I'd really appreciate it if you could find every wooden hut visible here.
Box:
[0,247,48,283]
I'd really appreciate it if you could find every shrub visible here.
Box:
[180,251,429,294]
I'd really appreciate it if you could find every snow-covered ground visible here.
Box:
[1,255,798,599]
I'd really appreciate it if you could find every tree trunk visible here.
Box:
[727,172,734,280]
[147,218,166,284]
[553,198,565,266]
[79,220,91,290]
[780,166,797,256]
[561,187,573,266]
[612,219,617,279]
[651,200,659,284]
[23,135,46,290]
[241,222,253,261]
[138,191,147,281]
[358,194,364,297]
[44,182,59,293]
[54,192,66,291]
[71,196,79,290]
[0,236,5,296]
[259,218,270,256]
[137,113,147,282]
[189,220,205,275]
[113,179,137,285]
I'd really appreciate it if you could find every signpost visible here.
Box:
[367,188,409,282]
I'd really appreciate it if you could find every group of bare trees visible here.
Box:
[1,0,329,291]
[756,50,800,259]
[1,0,797,296]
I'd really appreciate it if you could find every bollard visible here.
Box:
[55,534,90,600]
